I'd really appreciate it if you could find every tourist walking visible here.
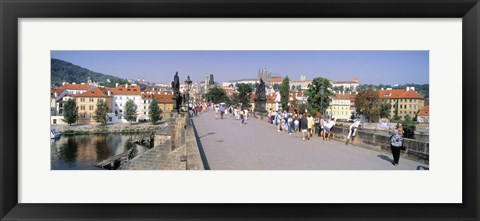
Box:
[287,116,293,135]
[240,110,245,125]
[214,105,219,119]
[294,117,299,132]
[300,114,308,140]
[390,124,404,166]
[307,114,314,140]
[346,118,361,145]
[220,105,225,119]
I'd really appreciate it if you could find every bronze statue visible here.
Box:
[254,78,267,113]
[172,72,182,113]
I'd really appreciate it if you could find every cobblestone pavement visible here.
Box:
[192,111,429,170]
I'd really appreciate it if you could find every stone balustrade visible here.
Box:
[330,126,429,164]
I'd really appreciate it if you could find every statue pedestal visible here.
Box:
[254,112,268,121]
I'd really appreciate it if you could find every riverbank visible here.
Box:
[51,122,164,135]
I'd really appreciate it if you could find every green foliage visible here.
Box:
[280,76,290,111]
[62,99,78,125]
[51,58,128,87]
[203,86,227,104]
[332,86,344,92]
[379,100,392,118]
[296,85,302,91]
[400,115,416,139]
[355,88,381,122]
[94,99,109,125]
[298,103,317,115]
[227,93,239,107]
[124,99,138,124]
[305,77,334,115]
[149,99,162,125]
[236,83,252,109]
[272,83,280,91]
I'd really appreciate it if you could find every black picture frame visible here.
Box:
[1,0,479,220]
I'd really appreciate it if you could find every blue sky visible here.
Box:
[51,50,429,85]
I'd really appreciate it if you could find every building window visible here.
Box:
[409,104,412,108]
[144,112,146,115]
[89,98,94,102]
[80,106,85,110]
[89,106,94,110]
[80,98,85,102]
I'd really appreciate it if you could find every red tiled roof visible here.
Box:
[333,93,356,100]
[153,94,173,104]
[377,89,423,99]
[51,88,65,98]
[76,87,109,98]
[268,77,283,83]
[112,85,141,95]
[61,83,91,90]
[417,105,429,116]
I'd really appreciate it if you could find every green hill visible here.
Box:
[51,58,128,87]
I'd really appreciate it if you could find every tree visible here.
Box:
[291,85,295,91]
[94,99,109,125]
[280,76,290,111]
[236,83,252,109]
[401,114,416,139]
[203,86,227,104]
[149,98,162,125]
[355,88,381,122]
[62,99,78,125]
[379,100,392,119]
[296,85,302,91]
[227,92,240,107]
[305,77,334,115]
[124,99,138,124]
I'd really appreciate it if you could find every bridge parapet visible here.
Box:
[119,113,204,170]
[331,126,429,164]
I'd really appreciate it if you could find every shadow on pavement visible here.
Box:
[377,154,393,163]
[199,132,215,139]
[190,119,211,170]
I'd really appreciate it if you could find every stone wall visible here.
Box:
[120,113,204,170]
[330,126,429,164]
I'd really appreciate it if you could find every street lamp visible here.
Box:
[319,85,325,117]
[185,75,193,114]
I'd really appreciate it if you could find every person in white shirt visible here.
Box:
[243,108,248,121]
[346,118,361,145]
[214,105,219,120]
[323,118,336,141]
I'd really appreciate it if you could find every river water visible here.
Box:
[51,133,151,170]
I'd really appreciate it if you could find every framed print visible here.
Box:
[1,0,479,220]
